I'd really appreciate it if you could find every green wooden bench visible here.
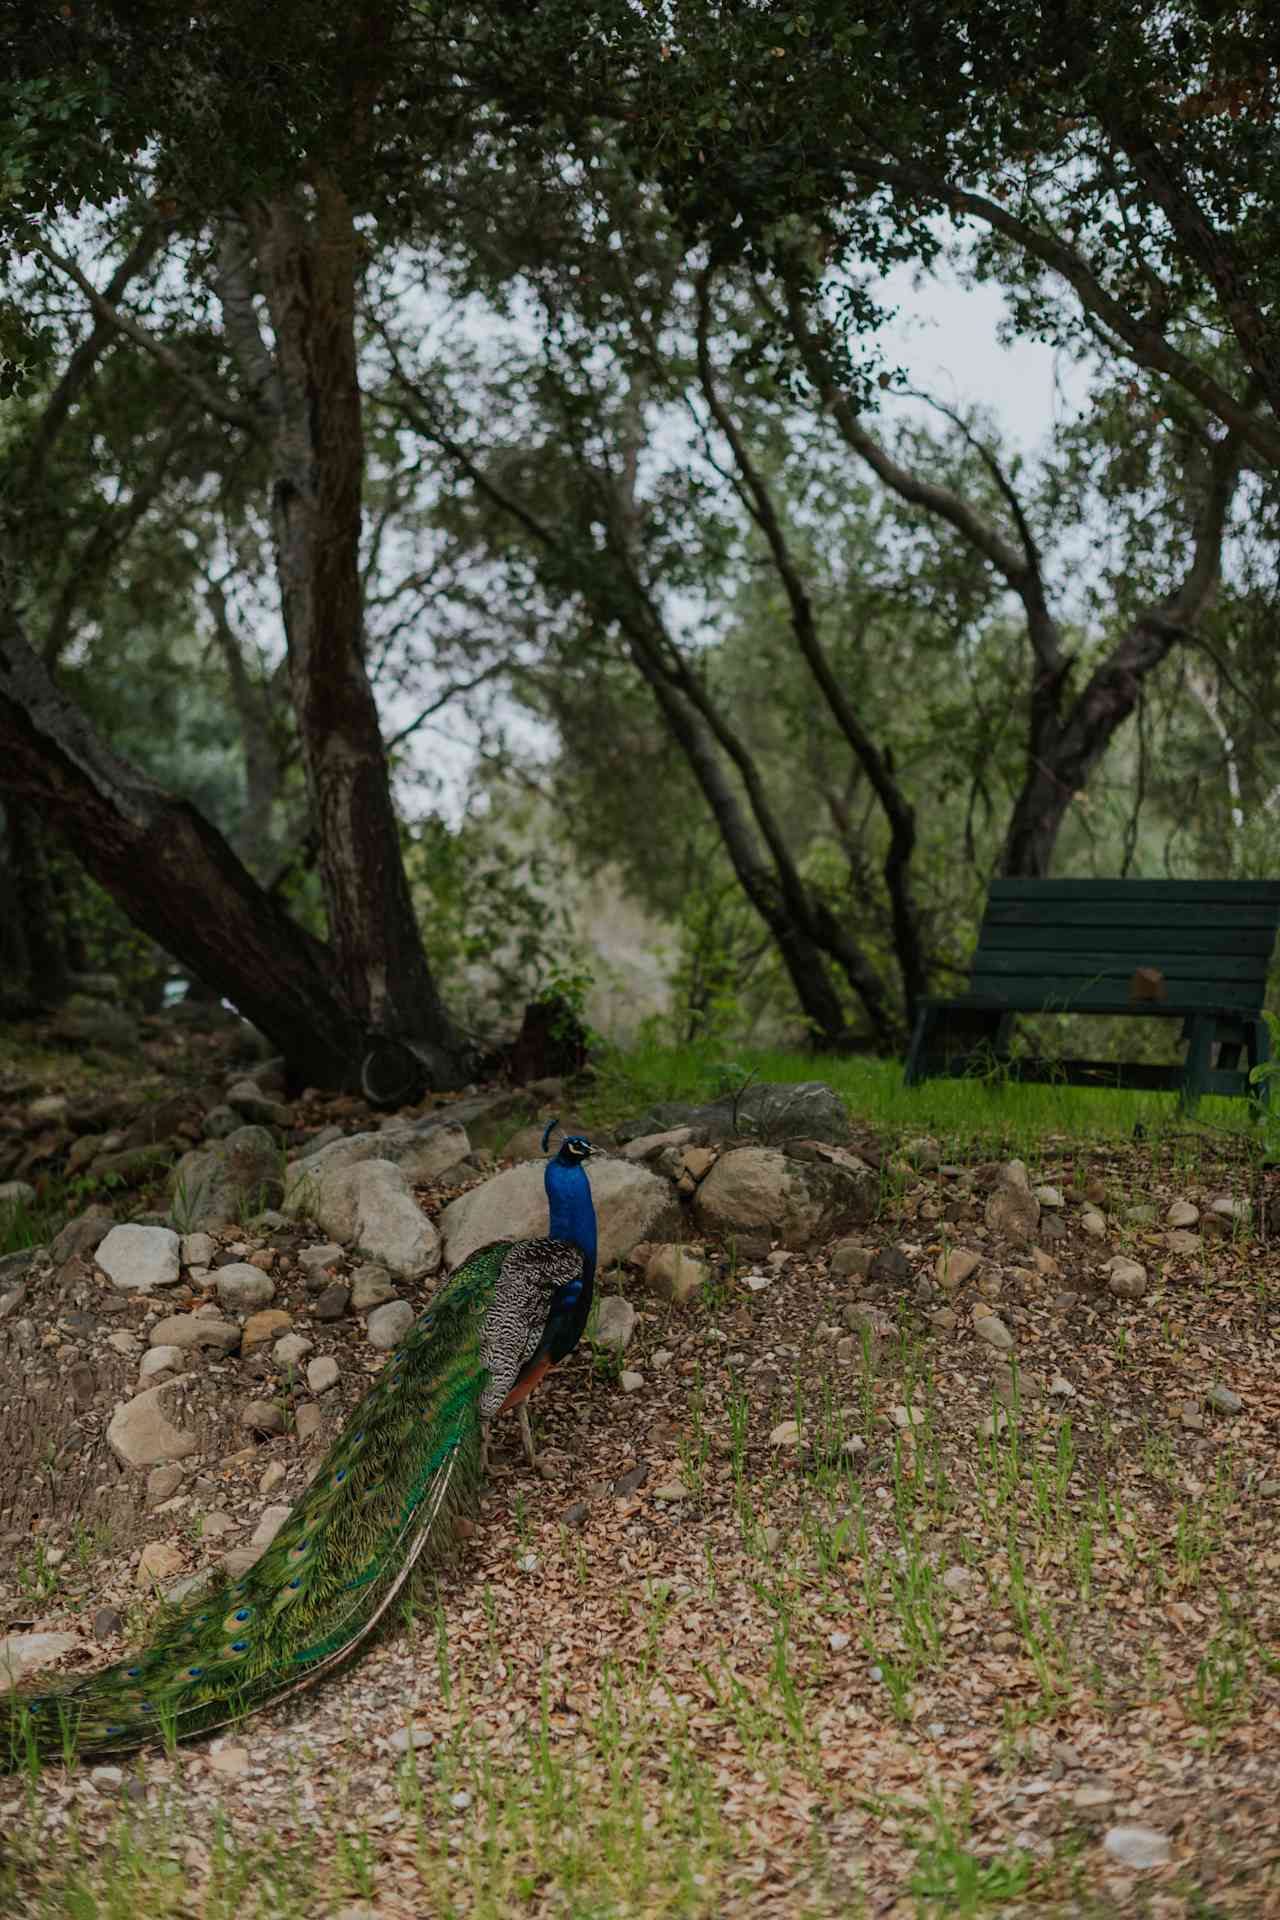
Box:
[904,879,1280,1108]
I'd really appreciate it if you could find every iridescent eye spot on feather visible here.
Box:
[287,1577,302,1589]
[229,1640,248,1654]
[334,1469,347,1484]
[125,1666,142,1677]
[187,1666,203,1679]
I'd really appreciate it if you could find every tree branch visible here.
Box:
[695,268,923,1024]
[848,158,1280,469]
[35,239,260,434]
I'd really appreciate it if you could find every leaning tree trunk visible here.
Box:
[2,798,70,1002]
[0,575,368,1088]
[252,184,463,1092]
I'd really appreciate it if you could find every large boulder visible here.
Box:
[284,1118,470,1209]
[693,1145,876,1249]
[289,1157,441,1279]
[106,1377,198,1468]
[169,1126,283,1231]
[620,1081,851,1148]
[439,1158,679,1273]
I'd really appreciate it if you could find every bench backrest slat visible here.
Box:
[968,880,1280,1009]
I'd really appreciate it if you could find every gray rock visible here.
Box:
[139,1344,184,1381]
[1167,1199,1199,1228]
[274,1332,314,1369]
[107,1378,197,1467]
[307,1354,340,1394]
[169,1126,283,1232]
[225,1079,292,1128]
[973,1313,1015,1352]
[288,1158,441,1280]
[350,1262,397,1311]
[618,1126,695,1164]
[0,1180,37,1219]
[629,1081,851,1146]
[1205,1382,1243,1415]
[592,1296,636,1354]
[0,1282,27,1319]
[935,1247,984,1294]
[284,1119,470,1207]
[88,1144,175,1185]
[180,1231,217,1268]
[984,1164,1040,1245]
[294,1402,325,1443]
[202,1105,239,1140]
[906,1136,941,1169]
[92,1605,124,1641]
[694,1146,875,1249]
[313,1282,350,1321]
[95,1223,182,1292]
[1080,1208,1107,1239]
[240,1400,287,1436]
[298,1242,344,1285]
[367,1300,416,1350]
[1103,1826,1171,1869]
[1105,1257,1147,1301]
[50,1204,116,1265]
[146,1463,186,1505]
[215,1263,276,1310]
[149,1313,240,1353]
[830,1240,875,1280]
[249,1504,292,1550]
[645,1245,708,1305]
[0,1631,80,1685]
[440,1157,678,1273]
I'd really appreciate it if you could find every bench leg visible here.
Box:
[1178,1014,1214,1114]
[1248,1017,1271,1115]
[904,1007,933,1086]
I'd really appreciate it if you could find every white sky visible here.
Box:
[876,257,1089,457]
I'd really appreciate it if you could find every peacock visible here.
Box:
[3,1123,598,1765]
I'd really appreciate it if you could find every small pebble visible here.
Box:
[1103,1825,1171,1868]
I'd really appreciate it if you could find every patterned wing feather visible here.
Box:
[478,1238,585,1415]
[4,1243,509,1765]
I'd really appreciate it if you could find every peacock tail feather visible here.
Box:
[4,1242,512,1767]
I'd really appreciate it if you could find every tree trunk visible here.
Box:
[253,185,463,1083]
[0,572,367,1088]
[5,799,70,1002]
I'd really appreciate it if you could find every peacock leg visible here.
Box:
[479,1420,491,1478]
[517,1402,538,1471]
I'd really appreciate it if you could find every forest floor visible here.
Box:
[0,1018,1278,1918]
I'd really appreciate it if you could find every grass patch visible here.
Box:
[585,1039,1258,1157]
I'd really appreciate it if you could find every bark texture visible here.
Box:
[252,185,462,1080]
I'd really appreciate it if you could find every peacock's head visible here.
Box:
[542,1118,594,1165]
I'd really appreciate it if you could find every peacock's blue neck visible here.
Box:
[545,1159,598,1283]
